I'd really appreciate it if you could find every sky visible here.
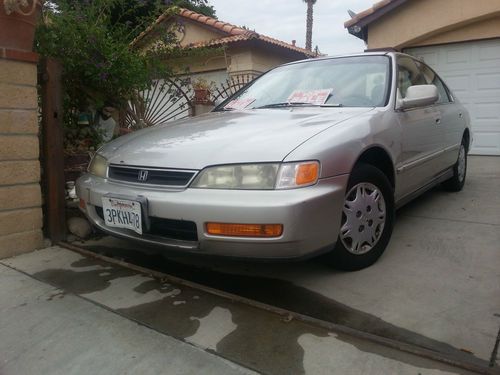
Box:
[208,0,377,56]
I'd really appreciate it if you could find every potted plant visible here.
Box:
[1,0,41,51]
[192,77,214,104]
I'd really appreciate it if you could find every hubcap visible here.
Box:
[340,182,386,255]
[457,145,466,182]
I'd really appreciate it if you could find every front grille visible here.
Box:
[108,165,196,187]
[95,206,198,241]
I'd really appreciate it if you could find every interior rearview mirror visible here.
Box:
[398,84,439,110]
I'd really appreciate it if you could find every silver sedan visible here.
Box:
[77,52,471,270]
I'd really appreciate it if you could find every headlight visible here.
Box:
[88,153,108,178]
[190,161,320,190]
[191,163,279,189]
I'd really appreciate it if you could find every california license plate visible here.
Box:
[101,197,143,235]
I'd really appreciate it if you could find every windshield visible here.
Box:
[219,55,391,110]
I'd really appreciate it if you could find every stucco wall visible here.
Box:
[367,0,500,49]
[0,55,43,258]
[226,48,253,75]
[415,15,500,47]
[177,19,224,47]
[226,46,299,76]
[249,48,296,74]
[173,45,298,78]
[175,54,228,74]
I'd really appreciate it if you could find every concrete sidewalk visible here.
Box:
[0,260,253,375]
[0,246,486,375]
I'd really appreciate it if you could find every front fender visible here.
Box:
[283,109,400,179]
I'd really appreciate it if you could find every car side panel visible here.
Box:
[437,101,465,168]
[416,58,466,170]
[394,105,446,198]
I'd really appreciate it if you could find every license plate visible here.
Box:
[101,197,143,235]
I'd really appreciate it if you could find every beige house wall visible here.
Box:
[226,48,253,75]
[177,19,225,48]
[415,16,500,47]
[0,57,43,259]
[173,45,297,78]
[226,48,296,79]
[250,48,296,74]
[173,53,227,75]
[367,0,500,49]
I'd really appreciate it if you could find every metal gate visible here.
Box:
[210,74,257,103]
[121,78,193,131]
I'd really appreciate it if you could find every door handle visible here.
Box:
[459,113,463,118]
[435,118,441,124]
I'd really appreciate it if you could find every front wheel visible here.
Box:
[326,163,395,271]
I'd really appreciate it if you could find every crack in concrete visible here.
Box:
[399,214,500,227]
[489,325,500,368]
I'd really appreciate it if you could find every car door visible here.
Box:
[418,61,463,169]
[394,56,445,200]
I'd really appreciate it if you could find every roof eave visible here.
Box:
[183,38,316,59]
[344,0,409,40]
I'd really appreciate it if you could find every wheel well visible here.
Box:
[355,147,395,188]
[463,129,470,152]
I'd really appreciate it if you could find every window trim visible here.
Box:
[414,58,454,105]
[394,54,455,111]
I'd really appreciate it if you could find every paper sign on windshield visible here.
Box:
[224,98,256,110]
[287,89,332,105]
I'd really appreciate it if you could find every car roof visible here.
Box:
[281,51,402,67]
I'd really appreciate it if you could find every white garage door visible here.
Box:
[406,39,500,155]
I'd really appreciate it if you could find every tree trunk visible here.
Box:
[305,1,314,51]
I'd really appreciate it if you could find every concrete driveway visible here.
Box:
[2,246,484,375]
[74,156,500,367]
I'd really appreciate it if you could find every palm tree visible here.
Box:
[303,0,317,51]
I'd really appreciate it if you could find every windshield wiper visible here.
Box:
[253,102,342,109]
[253,102,313,109]
[319,103,343,107]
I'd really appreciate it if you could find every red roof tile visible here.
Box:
[184,34,255,49]
[179,9,251,36]
[133,8,316,57]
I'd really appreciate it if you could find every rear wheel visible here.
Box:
[327,163,394,271]
[442,140,467,192]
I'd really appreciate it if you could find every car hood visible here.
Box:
[100,107,373,170]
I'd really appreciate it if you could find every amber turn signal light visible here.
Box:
[206,223,283,238]
[79,198,86,210]
[295,162,319,185]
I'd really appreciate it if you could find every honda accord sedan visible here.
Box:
[77,52,471,270]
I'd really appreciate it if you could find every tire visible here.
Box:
[326,163,395,271]
[442,140,467,192]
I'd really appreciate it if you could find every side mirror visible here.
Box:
[398,84,438,110]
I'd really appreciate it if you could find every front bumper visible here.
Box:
[76,174,348,259]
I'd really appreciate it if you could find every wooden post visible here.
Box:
[40,57,66,242]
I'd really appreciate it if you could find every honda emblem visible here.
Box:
[138,169,148,182]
